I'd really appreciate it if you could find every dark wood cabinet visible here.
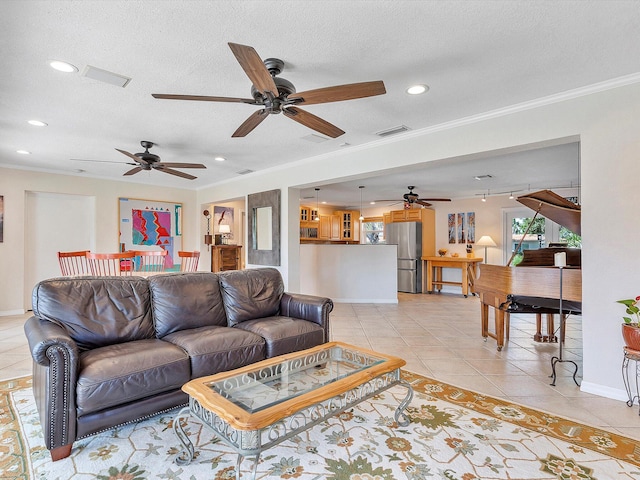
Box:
[210,245,242,273]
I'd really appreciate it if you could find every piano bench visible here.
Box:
[506,295,582,344]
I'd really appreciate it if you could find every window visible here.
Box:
[362,217,385,244]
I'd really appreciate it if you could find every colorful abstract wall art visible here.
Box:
[119,198,182,270]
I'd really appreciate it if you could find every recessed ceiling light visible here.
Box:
[49,60,78,73]
[214,156,226,162]
[16,150,31,155]
[27,120,48,127]
[406,84,429,95]
[370,201,376,205]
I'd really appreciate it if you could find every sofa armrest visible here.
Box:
[25,315,80,367]
[280,293,334,342]
[24,316,79,453]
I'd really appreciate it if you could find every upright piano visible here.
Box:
[475,190,582,351]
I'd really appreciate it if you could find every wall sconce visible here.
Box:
[203,210,212,250]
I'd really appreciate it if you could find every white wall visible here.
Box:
[0,168,196,315]
[196,80,640,400]
[300,244,397,302]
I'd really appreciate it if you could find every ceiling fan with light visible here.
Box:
[152,42,387,138]
[377,186,452,207]
[72,141,207,180]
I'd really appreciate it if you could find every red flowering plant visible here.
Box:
[617,296,640,325]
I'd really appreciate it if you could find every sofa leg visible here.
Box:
[50,444,72,461]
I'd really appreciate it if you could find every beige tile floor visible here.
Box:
[3,292,640,440]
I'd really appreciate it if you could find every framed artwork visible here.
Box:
[0,195,3,243]
[457,212,466,243]
[118,197,182,270]
[448,213,456,244]
[467,212,476,243]
[214,206,234,240]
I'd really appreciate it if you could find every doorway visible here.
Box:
[24,191,96,309]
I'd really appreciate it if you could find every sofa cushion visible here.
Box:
[76,339,190,416]
[234,316,324,358]
[32,276,154,351]
[163,325,266,378]
[218,268,284,326]
[149,273,228,337]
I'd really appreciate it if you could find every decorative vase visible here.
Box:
[622,324,640,350]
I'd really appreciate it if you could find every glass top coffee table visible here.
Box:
[173,341,413,479]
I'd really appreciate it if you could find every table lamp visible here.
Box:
[219,224,231,244]
[475,235,497,263]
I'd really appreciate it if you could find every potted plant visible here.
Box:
[618,296,640,350]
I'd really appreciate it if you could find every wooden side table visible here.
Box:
[422,256,483,297]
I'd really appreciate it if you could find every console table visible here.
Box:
[422,255,483,297]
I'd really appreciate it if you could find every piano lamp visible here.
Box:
[475,235,497,263]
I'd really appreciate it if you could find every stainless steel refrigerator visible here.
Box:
[386,222,422,293]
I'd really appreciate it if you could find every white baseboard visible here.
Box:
[0,309,27,317]
[580,380,629,402]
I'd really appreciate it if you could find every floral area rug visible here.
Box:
[3,372,640,479]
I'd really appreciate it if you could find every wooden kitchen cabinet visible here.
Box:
[390,208,422,222]
[319,214,332,240]
[335,210,360,242]
[210,245,242,273]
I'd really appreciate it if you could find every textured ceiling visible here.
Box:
[1,1,638,205]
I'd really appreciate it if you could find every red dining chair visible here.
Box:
[178,251,200,272]
[87,252,136,276]
[132,250,168,273]
[57,250,90,276]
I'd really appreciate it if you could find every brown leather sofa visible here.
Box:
[24,268,333,461]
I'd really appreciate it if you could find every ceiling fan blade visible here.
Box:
[232,109,270,137]
[283,107,345,138]
[415,199,432,207]
[288,81,386,106]
[228,42,278,96]
[420,198,452,202]
[71,159,138,166]
[155,166,197,180]
[123,166,143,176]
[158,163,207,169]
[115,148,147,165]
[152,94,258,104]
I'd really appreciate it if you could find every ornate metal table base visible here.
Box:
[622,347,640,415]
[173,373,413,480]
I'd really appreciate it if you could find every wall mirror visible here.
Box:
[247,189,280,265]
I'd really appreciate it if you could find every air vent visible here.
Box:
[236,169,254,175]
[375,125,411,137]
[302,134,330,143]
[82,65,131,88]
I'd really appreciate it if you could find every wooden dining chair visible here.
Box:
[57,250,91,276]
[132,250,168,273]
[178,251,200,272]
[86,252,136,276]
